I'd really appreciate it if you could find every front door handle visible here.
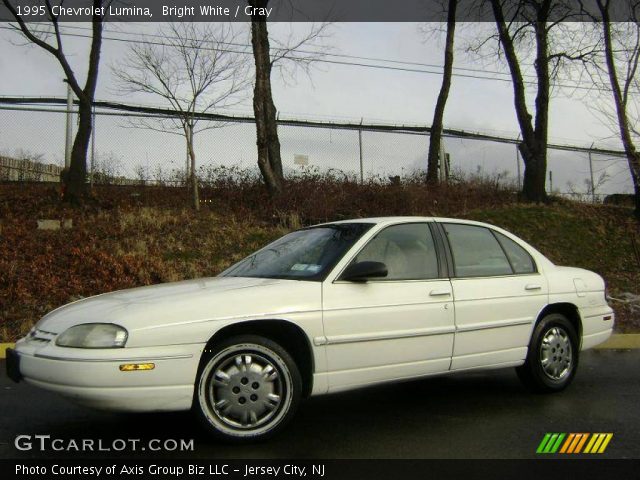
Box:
[429,289,451,297]
[525,284,542,291]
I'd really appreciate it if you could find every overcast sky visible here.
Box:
[0,22,633,195]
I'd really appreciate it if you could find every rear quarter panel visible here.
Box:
[545,267,614,349]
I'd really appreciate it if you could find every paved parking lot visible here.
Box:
[1,350,638,459]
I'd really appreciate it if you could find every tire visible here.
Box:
[516,313,579,393]
[194,335,302,443]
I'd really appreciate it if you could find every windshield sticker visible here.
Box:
[291,264,322,273]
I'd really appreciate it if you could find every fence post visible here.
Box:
[549,170,553,193]
[439,139,447,183]
[588,143,596,203]
[358,118,364,184]
[185,125,190,179]
[64,81,73,169]
[515,136,522,190]
[90,104,96,188]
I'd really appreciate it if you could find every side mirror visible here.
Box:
[341,261,388,282]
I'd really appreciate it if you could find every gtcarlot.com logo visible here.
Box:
[536,433,613,454]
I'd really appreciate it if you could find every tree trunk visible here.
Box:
[598,0,640,219]
[490,0,549,203]
[64,99,91,203]
[426,0,457,184]
[519,141,547,202]
[632,153,640,219]
[62,8,103,204]
[186,123,199,211]
[250,0,283,195]
[2,0,103,204]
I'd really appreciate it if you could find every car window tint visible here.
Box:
[494,231,536,274]
[443,223,513,277]
[354,223,439,280]
[221,223,372,281]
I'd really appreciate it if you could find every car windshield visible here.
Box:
[220,223,373,281]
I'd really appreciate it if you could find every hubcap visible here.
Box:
[200,348,289,432]
[540,326,573,380]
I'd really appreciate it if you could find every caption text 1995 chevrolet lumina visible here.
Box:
[6,217,614,442]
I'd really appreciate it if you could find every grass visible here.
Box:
[0,180,638,341]
[466,203,640,332]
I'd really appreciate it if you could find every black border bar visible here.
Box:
[0,0,638,23]
[5,459,640,480]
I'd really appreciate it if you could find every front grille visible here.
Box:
[27,329,56,344]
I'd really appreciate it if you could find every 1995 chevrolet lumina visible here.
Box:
[6,217,614,441]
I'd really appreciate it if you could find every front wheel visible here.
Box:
[194,335,302,442]
[516,314,579,393]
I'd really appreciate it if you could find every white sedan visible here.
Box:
[6,217,614,442]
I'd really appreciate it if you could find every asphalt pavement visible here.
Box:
[1,350,638,459]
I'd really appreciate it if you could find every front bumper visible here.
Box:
[6,348,22,383]
[11,341,204,412]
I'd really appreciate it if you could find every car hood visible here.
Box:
[36,276,321,335]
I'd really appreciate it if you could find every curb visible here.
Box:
[0,335,638,360]
[0,343,15,359]
[594,334,640,350]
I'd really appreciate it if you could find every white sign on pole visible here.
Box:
[294,154,309,166]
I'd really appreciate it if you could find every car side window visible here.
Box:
[353,223,439,280]
[443,223,513,278]
[494,231,537,274]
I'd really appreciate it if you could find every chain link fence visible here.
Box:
[0,105,634,203]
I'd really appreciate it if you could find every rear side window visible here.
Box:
[443,223,512,278]
[494,232,536,274]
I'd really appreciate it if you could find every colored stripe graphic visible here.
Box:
[536,433,566,453]
[567,433,584,453]
[574,433,589,453]
[559,433,575,454]
[538,433,613,454]
[584,433,614,454]
[584,434,599,453]
[598,433,614,453]
[550,433,565,453]
[536,433,552,453]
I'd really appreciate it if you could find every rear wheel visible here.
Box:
[516,314,579,393]
[194,335,301,442]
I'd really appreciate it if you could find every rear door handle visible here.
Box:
[429,289,451,297]
[525,284,542,291]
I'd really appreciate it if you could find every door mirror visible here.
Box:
[341,261,388,282]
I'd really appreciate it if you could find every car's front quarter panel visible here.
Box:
[120,280,323,348]
[545,266,614,349]
[12,278,325,411]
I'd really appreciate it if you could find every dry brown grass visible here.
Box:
[0,179,637,341]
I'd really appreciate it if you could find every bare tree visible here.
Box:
[589,0,640,218]
[2,0,106,203]
[248,0,331,195]
[112,23,250,210]
[425,0,458,184]
[469,1,595,202]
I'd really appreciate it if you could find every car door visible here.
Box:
[437,222,548,370]
[321,222,455,392]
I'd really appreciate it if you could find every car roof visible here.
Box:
[311,216,555,270]
[315,216,497,229]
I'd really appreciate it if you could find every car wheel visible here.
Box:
[194,335,301,442]
[516,314,579,393]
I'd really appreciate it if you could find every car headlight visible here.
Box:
[56,323,128,348]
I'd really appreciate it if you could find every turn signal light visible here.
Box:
[119,363,155,372]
